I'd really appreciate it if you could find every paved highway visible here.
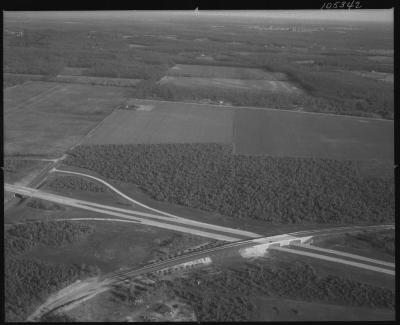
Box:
[5,178,395,321]
[270,245,395,275]
[27,222,395,321]
[5,183,259,241]
[52,168,189,220]
[291,243,395,268]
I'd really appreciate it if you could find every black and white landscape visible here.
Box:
[3,9,395,322]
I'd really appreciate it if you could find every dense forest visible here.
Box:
[5,221,96,322]
[65,144,394,225]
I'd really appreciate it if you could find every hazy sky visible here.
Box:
[5,9,393,23]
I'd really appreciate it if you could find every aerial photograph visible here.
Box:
[3,8,395,322]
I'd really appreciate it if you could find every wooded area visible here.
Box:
[65,144,394,224]
[150,259,394,321]
[5,221,96,322]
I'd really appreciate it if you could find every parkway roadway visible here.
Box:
[5,181,395,321]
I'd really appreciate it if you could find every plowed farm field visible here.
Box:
[84,98,233,144]
[4,81,128,156]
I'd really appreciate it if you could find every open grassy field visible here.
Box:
[4,81,127,156]
[84,99,233,145]
[233,107,393,161]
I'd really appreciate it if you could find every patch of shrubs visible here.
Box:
[65,144,394,224]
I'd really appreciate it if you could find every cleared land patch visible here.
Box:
[84,99,233,145]
[167,64,287,80]
[233,108,393,161]
[128,43,147,48]
[60,67,88,76]
[158,76,301,93]
[160,64,301,94]
[4,81,127,156]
